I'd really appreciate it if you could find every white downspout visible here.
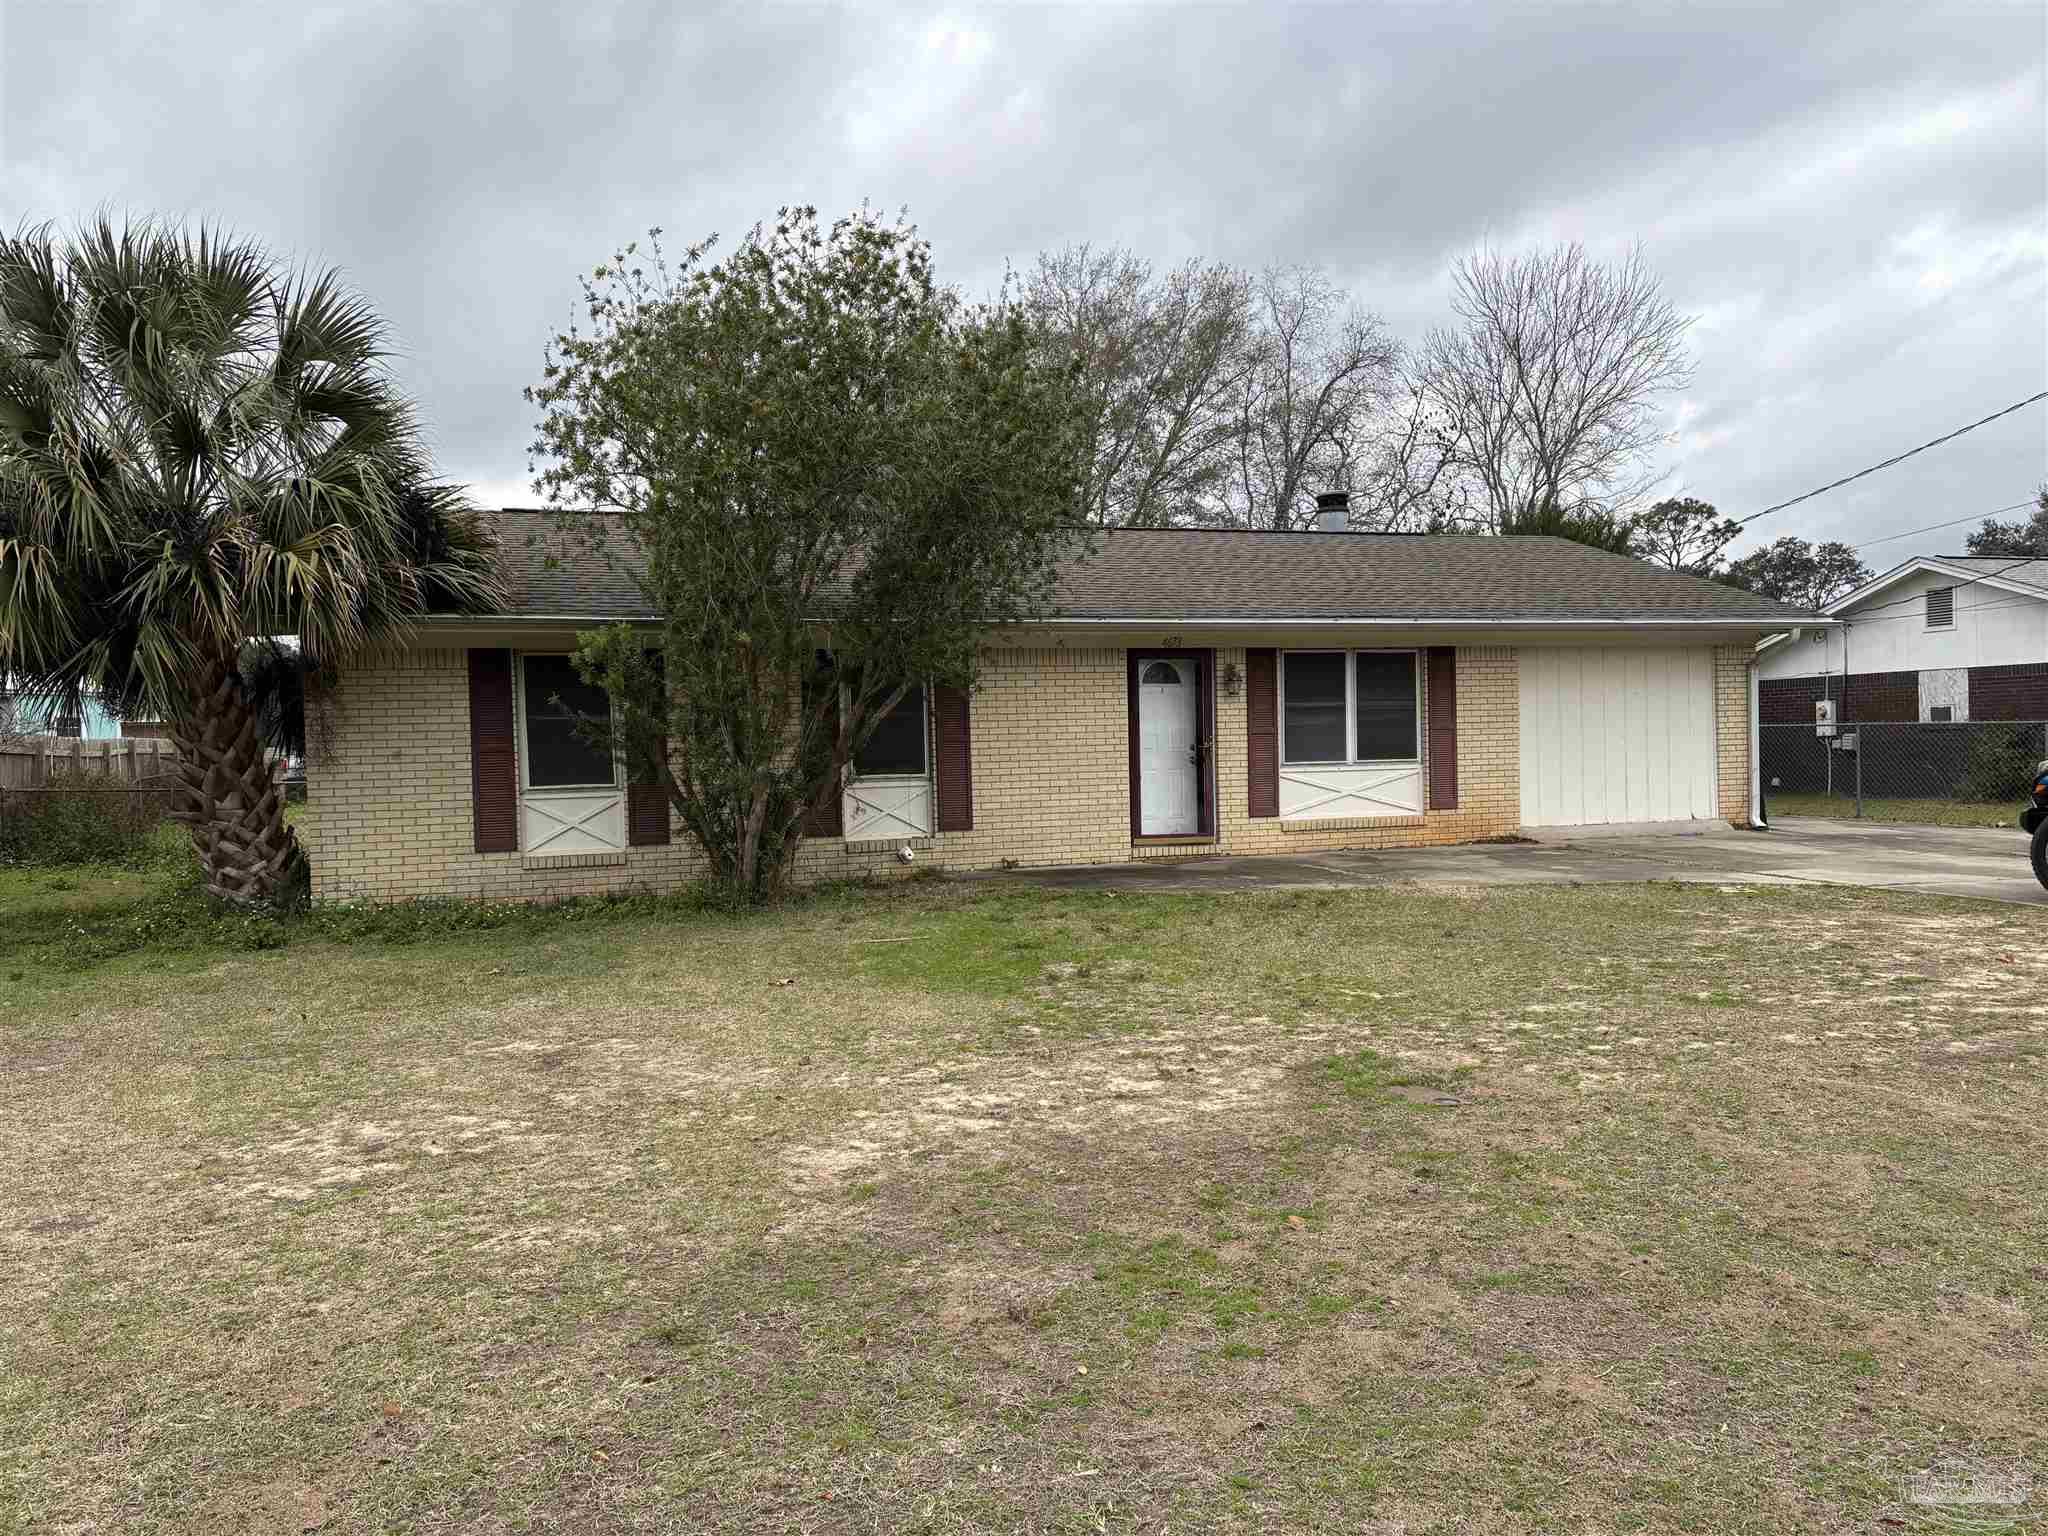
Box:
[1749,649,1765,828]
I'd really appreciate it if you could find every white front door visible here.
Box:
[1137,657,1200,835]
[1518,647,1719,827]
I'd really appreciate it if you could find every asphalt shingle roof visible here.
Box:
[474,510,1819,626]
[1046,528,1817,622]
[485,511,649,619]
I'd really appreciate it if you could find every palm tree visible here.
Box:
[0,219,502,904]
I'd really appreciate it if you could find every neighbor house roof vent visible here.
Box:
[1314,491,1350,533]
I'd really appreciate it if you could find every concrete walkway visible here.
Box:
[975,817,2048,906]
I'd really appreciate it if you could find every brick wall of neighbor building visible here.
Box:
[1763,663,2048,725]
[1966,661,2048,721]
[1760,670,1920,724]
[307,640,1750,904]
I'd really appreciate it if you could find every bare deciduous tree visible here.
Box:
[1025,246,1252,526]
[1348,381,1462,532]
[1416,243,1693,530]
[1226,266,1401,529]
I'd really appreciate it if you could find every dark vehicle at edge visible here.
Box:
[2025,756,2048,892]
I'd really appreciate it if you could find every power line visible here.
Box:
[1831,588,2046,628]
[1734,392,2048,528]
[1851,498,2037,552]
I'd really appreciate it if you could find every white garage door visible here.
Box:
[1519,648,1718,827]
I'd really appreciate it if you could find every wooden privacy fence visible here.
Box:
[0,736,179,788]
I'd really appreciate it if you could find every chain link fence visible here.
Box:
[1760,720,2047,828]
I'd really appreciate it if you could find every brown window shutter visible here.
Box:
[802,655,842,837]
[933,684,974,832]
[626,782,669,845]
[1426,646,1458,810]
[468,648,519,852]
[626,651,670,847]
[804,781,842,838]
[1246,648,1278,819]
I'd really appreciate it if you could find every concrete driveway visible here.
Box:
[980,817,2048,906]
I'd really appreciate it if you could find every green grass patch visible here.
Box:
[1768,790,2023,829]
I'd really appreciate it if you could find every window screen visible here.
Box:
[1282,653,1347,762]
[1354,652,1418,760]
[1925,588,1954,627]
[521,655,615,788]
[855,683,927,777]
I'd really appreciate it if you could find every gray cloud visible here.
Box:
[4,0,2041,559]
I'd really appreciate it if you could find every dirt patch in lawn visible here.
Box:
[782,1018,1320,1191]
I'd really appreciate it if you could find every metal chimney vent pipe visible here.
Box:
[1314,491,1350,533]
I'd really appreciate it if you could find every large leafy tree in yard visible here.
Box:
[0,220,502,903]
[530,206,1089,902]
[1722,535,1871,611]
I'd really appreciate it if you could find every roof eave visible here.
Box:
[423,610,1824,631]
[1825,556,2048,615]
[1029,613,1824,628]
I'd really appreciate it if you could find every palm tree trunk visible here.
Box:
[169,658,302,905]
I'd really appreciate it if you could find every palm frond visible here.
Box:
[0,215,492,731]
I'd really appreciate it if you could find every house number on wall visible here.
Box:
[1159,635,1183,650]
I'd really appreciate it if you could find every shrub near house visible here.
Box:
[526,208,1090,902]
[0,772,169,865]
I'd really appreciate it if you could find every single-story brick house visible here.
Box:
[304,507,1819,904]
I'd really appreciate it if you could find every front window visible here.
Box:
[854,682,928,777]
[1281,652,1348,762]
[1282,650,1419,765]
[520,654,616,789]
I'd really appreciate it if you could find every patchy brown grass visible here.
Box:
[3,878,2045,1533]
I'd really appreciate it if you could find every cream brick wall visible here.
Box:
[306,643,1145,903]
[1205,644,1521,855]
[306,647,706,904]
[307,639,1749,905]
[1712,643,1754,825]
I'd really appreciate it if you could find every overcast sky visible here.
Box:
[3,1,2042,564]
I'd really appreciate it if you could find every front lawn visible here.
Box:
[3,864,2044,1533]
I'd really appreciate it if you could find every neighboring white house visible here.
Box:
[0,677,126,739]
[1758,556,2048,723]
